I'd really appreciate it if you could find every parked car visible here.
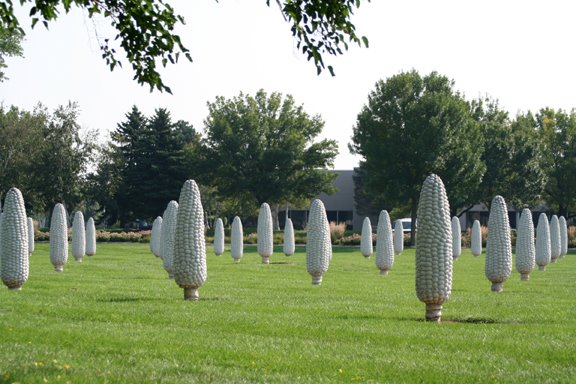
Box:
[394,218,416,233]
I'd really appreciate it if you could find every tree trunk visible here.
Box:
[273,203,280,231]
[410,196,418,246]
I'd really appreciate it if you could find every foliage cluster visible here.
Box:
[351,70,576,241]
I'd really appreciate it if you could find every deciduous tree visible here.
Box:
[350,70,485,244]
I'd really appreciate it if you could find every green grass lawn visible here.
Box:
[1,243,574,383]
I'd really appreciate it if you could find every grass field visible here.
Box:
[1,243,574,383]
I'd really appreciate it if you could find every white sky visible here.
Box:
[1,0,575,170]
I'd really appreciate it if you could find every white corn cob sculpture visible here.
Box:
[451,216,462,259]
[360,217,373,258]
[213,218,225,256]
[559,216,568,257]
[85,217,96,256]
[283,218,295,256]
[231,216,244,262]
[71,211,86,262]
[0,188,29,290]
[160,200,179,279]
[549,215,561,263]
[173,179,207,300]
[485,195,512,292]
[376,210,394,276]
[471,220,482,256]
[27,217,35,255]
[415,174,453,322]
[535,213,551,271]
[257,202,274,264]
[306,199,332,285]
[515,208,535,281]
[150,216,163,257]
[393,220,404,255]
[50,203,68,272]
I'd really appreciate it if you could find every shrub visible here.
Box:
[329,221,346,243]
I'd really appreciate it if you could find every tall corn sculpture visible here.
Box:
[360,217,373,258]
[376,210,394,276]
[535,213,551,271]
[515,208,535,281]
[415,174,452,322]
[257,203,274,264]
[173,180,207,300]
[50,203,68,272]
[1,188,29,290]
[485,195,512,292]
[306,199,331,285]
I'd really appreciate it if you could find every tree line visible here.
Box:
[351,70,576,242]
[0,90,337,228]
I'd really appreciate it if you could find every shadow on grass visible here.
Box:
[392,316,522,324]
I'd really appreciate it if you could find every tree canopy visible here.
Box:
[0,28,23,82]
[350,70,485,243]
[200,89,338,228]
[0,0,369,92]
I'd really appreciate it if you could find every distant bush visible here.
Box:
[329,222,346,243]
[569,226,576,248]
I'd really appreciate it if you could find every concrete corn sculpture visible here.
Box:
[27,217,35,256]
[50,203,68,272]
[160,201,179,279]
[306,199,331,285]
[231,216,243,262]
[549,215,561,263]
[173,179,207,300]
[451,216,462,259]
[71,211,86,262]
[485,195,512,292]
[535,213,551,271]
[283,218,295,256]
[471,220,482,256]
[257,202,274,264]
[515,208,535,281]
[150,216,162,257]
[1,188,29,290]
[85,217,96,256]
[376,210,394,276]
[213,218,225,256]
[559,216,568,257]
[415,174,453,322]
[393,220,404,256]
[360,217,373,258]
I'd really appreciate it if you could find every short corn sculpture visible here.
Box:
[471,220,482,256]
[160,201,179,279]
[559,216,568,257]
[360,217,373,258]
[515,208,535,281]
[257,202,274,264]
[150,216,162,257]
[393,220,404,256]
[549,215,561,263]
[173,179,207,300]
[485,195,512,292]
[306,199,331,285]
[27,217,35,256]
[451,216,461,259]
[1,188,29,290]
[213,218,225,256]
[376,210,394,276]
[231,216,243,262]
[50,203,68,272]
[71,211,86,262]
[535,213,551,271]
[415,174,452,322]
[85,217,96,256]
[283,218,295,256]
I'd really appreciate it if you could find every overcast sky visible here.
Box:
[1,0,575,169]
